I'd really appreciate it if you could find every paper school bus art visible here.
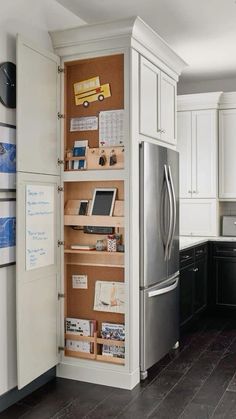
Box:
[74,76,111,107]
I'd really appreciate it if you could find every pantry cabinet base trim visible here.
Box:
[56,363,140,390]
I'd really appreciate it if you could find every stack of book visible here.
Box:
[101,322,125,359]
[65,317,96,354]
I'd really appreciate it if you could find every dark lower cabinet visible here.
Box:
[194,258,207,314]
[180,265,194,326]
[180,244,207,329]
[212,257,236,308]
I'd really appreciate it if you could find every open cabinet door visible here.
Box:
[16,36,61,388]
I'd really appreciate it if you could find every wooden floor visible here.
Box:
[1,315,236,419]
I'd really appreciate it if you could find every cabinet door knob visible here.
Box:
[188,190,192,194]
[193,268,199,272]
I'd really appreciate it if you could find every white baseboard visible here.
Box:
[57,363,140,390]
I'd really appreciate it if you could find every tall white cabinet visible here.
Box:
[140,56,177,146]
[219,92,236,200]
[16,17,186,391]
[177,93,221,236]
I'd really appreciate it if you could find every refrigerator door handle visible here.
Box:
[168,165,177,260]
[164,164,173,261]
[148,277,179,298]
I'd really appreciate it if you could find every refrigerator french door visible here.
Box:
[140,141,179,379]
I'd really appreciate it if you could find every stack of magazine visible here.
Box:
[101,322,125,359]
[65,317,96,354]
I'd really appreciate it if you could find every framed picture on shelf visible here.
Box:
[0,199,16,267]
[0,123,16,190]
[90,188,117,216]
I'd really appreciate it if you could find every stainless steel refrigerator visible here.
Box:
[140,140,179,380]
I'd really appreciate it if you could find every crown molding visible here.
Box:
[50,16,187,76]
[177,92,223,111]
[219,92,236,109]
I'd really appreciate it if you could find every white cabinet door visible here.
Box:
[180,199,218,237]
[192,110,217,198]
[219,109,236,199]
[160,72,176,146]
[140,56,161,140]
[177,111,192,198]
[16,37,60,389]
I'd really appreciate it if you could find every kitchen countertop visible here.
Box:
[180,236,236,251]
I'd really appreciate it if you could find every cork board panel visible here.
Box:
[66,265,125,332]
[64,54,124,151]
[64,180,124,203]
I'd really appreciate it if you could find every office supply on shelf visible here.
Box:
[70,244,96,251]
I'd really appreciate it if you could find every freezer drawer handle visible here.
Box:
[148,277,179,298]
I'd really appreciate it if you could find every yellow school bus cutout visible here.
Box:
[74,76,111,107]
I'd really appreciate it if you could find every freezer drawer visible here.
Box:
[140,276,179,373]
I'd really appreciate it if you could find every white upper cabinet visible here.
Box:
[177,110,217,198]
[219,107,236,199]
[177,93,221,199]
[160,72,176,145]
[180,199,218,237]
[177,111,192,198]
[192,110,217,198]
[140,56,177,146]
[140,56,161,140]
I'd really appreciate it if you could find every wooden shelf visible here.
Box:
[96,355,125,365]
[64,249,124,268]
[63,169,125,182]
[97,338,125,347]
[65,350,96,360]
[64,215,124,228]
[65,262,124,268]
[65,156,86,161]
[65,333,95,342]
[64,332,125,365]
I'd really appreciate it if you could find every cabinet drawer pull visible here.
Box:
[182,255,191,260]
[196,250,204,254]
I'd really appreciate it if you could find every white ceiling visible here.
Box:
[56,0,236,83]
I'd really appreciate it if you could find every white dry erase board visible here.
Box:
[26,184,55,270]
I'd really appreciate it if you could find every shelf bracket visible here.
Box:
[57,112,65,119]
[57,240,65,247]
[57,186,64,193]
[58,66,65,74]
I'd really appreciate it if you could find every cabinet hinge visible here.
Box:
[57,186,64,193]
[58,346,65,352]
[57,112,65,119]
[58,292,65,300]
[57,240,65,247]
[57,158,65,166]
[58,66,65,74]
